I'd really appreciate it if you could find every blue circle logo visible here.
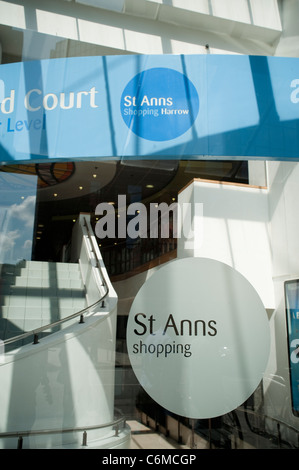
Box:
[121,67,199,141]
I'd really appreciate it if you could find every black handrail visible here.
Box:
[0,412,127,449]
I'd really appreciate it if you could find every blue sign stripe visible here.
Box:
[0,54,299,162]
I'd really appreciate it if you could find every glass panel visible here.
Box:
[0,170,37,264]
[0,25,297,450]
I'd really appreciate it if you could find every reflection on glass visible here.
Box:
[0,171,37,264]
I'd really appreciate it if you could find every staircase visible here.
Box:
[0,260,87,349]
[0,214,131,449]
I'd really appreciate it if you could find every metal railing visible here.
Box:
[0,412,127,449]
[138,405,299,449]
[239,406,299,449]
[2,215,109,349]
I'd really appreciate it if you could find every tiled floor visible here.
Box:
[127,420,192,449]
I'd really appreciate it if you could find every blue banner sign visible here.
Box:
[1,54,299,162]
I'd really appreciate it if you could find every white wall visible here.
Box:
[275,0,299,57]
[177,179,275,309]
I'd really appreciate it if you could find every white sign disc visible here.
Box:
[126,257,270,419]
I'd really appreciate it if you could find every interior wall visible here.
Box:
[177,179,274,309]
[263,161,299,435]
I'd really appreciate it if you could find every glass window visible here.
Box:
[0,26,298,451]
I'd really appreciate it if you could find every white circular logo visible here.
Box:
[127,257,270,419]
